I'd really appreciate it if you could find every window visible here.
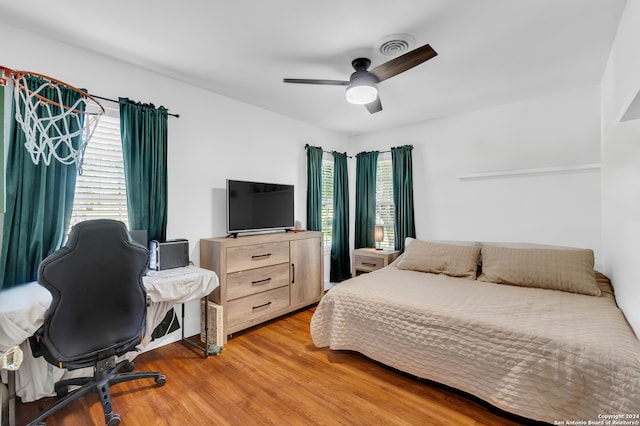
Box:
[321,152,334,249]
[376,152,394,249]
[69,107,128,229]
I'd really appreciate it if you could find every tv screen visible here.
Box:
[226,179,294,234]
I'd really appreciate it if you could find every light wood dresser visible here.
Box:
[200,231,323,342]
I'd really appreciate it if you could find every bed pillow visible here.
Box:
[396,240,480,279]
[478,246,600,296]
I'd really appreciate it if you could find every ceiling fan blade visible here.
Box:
[283,78,349,86]
[364,96,382,114]
[370,43,437,82]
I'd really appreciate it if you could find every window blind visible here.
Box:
[321,153,334,249]
[69,108,128,229]
[376,152,395,249]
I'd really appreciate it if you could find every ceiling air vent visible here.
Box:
[375,34,415,57]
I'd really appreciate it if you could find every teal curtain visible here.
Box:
[391,145,416,252]
[120,98,175,338]
[119,98,168,242]
[355,151,378,248]
[306,144,323,231]
[330,151,350,282]
[0,76,83,289]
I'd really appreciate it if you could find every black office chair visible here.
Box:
[27,219,166,426]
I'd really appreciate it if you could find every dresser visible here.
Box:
[200,231,323,341]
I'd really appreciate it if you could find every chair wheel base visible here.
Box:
[106,413,121,426]
[156,375,167,386]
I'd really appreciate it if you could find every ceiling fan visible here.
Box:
[283,43,437,114]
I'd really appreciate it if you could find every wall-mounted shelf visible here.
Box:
[457,163,601,181]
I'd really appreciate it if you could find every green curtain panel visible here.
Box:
[306,144,323,231]
[0,76,83,289]
[120,98,172,335]
[119,98,168,242]
[1,83,5,215]
[355,150,378,248]
[330,151,350,282]
[391,145,416,252]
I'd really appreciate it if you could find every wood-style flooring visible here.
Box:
[16,306,531,425]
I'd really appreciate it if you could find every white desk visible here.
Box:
[0,280,53,426]
[0,265,218,414]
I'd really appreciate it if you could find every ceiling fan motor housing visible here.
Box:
[349,69,379,85]
[346,59,379,105]
[349,57,379,88]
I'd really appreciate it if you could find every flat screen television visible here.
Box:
[226,179,295,235]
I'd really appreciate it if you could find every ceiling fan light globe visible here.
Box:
[346,85,378,105]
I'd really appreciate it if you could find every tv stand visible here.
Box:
[200,231,323,343]
[226,233,239,239]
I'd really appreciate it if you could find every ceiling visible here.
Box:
[0,0,627,136]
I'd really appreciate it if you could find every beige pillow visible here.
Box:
[396,240,480,279]
[478,246,600,296]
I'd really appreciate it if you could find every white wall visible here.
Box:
[0,23,348,342]
[601,0,640,337]
[349,85,603,266]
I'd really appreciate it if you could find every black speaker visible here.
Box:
[149,239,189,271]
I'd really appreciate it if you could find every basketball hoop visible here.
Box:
[4,68,105,173]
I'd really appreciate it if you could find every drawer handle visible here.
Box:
[252,301,272,310]
[251,278,272,285]
[251,253,271,260]
[362,262,377,267]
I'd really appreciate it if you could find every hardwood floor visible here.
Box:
[16,306,532,426]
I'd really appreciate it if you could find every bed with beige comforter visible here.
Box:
[310,240,640,424]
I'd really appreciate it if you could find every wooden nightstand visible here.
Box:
[352,248,401,277]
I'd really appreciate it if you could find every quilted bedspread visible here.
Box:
[310,267,640,423]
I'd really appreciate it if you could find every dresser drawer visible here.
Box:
[226,263,290,300]
[226,241,290,273]
[227,286,290,327]
[355,255,384,272]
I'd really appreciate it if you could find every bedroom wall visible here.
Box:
[0,23,348,342]
[349,85,603,266]
[601,0,640,337]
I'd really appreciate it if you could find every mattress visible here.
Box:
[310,266,640,423]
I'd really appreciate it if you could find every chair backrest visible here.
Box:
[37,219,149,369]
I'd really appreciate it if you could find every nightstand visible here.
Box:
[352,248,401,277]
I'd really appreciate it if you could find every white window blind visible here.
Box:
[321,152,334,249]
[69,107,129,229]
[376,152,395,249]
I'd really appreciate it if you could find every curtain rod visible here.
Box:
[305,144,391,158]
[90,94,180,118]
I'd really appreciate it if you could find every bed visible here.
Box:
[310,239,640,424]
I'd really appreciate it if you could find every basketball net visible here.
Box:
[6,69,104,173]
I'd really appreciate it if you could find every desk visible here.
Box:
[0,280,52,426]
[0,265,218,411]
